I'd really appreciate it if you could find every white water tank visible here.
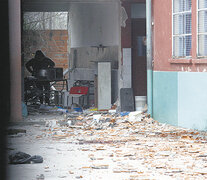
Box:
[135,96,147,111]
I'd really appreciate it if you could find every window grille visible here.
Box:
[198,0,207,56]
[173,0,192,58]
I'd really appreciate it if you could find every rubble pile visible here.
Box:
[42,110,207,143]
[8,108,207,179]
[34,110,207,179]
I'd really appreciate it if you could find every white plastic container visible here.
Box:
[93,114,102,123]
[135,96,147,111]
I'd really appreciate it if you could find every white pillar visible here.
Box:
[98,62,111,110]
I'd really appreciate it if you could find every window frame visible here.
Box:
[172,0,192,59]
[197,0,207,58]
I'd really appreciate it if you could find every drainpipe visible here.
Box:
[146,0,153,116]
[9,0,22,121]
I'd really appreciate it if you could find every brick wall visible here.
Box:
[23,30,69,76]
[23,30,69,91]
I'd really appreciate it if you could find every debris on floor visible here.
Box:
[36,174,45,180]
[7,106,207,179]
[7,129,26,135]
[9,151,43,164]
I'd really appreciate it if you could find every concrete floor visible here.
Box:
[6,109,207,180]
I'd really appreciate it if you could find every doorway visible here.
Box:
[131,18,147,96]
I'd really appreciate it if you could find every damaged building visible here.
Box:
[8,0,207,131]
[17,0,148,116]
[3,0,207,179]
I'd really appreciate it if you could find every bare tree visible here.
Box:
[22,12,68,63]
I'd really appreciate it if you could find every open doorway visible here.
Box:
[131,3,147,110]
[21,2,120,112]
[132,18,147,96]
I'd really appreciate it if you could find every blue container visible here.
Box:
[22,101,28,117]
[120,112,130,117]
[73,107,82,112]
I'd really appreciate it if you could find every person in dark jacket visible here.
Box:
[25,50,55,104]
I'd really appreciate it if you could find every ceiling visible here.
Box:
[22,0,120,12]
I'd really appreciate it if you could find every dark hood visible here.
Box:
[35,50,45,59]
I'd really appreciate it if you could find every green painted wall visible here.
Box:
[147,70,153,116]
[178,72,207,131]
[152,71,207,131]
[153,71,178,126]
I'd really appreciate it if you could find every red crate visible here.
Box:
[69,86,89,95]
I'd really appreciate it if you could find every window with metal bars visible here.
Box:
[198,0,207,57]
[173,0,192,58]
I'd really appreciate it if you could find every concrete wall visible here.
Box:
[69,46,119,105]
[70,46,118,69]
[69,3,119,48]
[67,2,121,107]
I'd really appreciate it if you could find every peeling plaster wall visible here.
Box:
[69,46,119,105]
[70,46,118,69]
[67,2,121,107]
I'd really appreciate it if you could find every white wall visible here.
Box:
[69,2,119,48]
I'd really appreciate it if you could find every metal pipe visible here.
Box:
[146,0,153,116]
[9,0,22,121]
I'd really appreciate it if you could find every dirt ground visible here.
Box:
[6,106,207,180]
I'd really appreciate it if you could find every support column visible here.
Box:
[9,0,22,121]
[146,0,153,116]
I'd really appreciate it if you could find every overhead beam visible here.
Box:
[22,0,120,12]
